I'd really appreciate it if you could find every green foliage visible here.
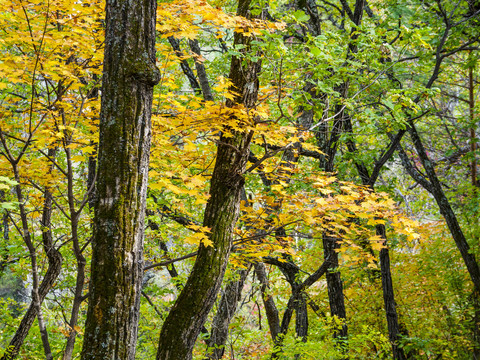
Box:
[0,0,479,358]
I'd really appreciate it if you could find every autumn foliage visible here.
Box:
[1,0,479,359]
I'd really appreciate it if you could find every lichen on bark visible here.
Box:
[80,0,159,359]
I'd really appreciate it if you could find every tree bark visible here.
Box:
[254,262,281,341]
[261,257,330,358]
[167,37,202,96]
[322,236,347,340]
[80,0,160,358]
[343,115,409,359]
[204,267,251,360]
[407,121,480,293]
[189,39,214,102]
[156,1,259,358]
[377,225,408,360]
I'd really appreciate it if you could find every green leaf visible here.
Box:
[293,10,309,23]
[1,202,17,210]
[0,176,18,187]
[310,46,321,57]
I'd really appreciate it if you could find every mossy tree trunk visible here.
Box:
[80,0,160,358]
[156,0,259,358]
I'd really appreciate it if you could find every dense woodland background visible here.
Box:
[1,0,480,358]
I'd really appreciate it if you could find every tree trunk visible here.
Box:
[205,267,251,360]
[156,1,259,358]
[377,225,408,360]
[254,262,281,341]
[261,256,330,359]
[407,121,480,293]
[344,111,409,359]
[322,236,348,340]
[80,0,160,357]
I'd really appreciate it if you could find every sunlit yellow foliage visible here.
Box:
[156,0,284,40]
[0,0,103,189]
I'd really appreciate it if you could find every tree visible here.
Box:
[156,0,261,358]
[0,0,102,358]
[80,0,160,358]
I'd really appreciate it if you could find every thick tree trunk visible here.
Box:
[156,1,259,359]
[80,0,160,358]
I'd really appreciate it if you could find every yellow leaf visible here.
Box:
[185,231,213,247]
[188,175,205,187]
[82,145,96,154]
[166,183,183,194]
[70,155,85,162]
[370,240,386,252]
[150,182,164,190]
[195,197,208,205]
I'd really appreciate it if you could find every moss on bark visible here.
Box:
[80,0,159,359]
[156,0,260,359]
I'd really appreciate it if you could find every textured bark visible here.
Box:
[290,0,351,344]
[156,1,259,358]
[168,37,201,95]
[80,0,160,358]
[189,39,214,102]
[317,101,348,342]
[261,257,330,358]
[317,143,344,352]
[350,155,409,359]
[167,38,213,102]
[205,267,251,359]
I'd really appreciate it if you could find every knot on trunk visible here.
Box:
[129,56,161,86]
